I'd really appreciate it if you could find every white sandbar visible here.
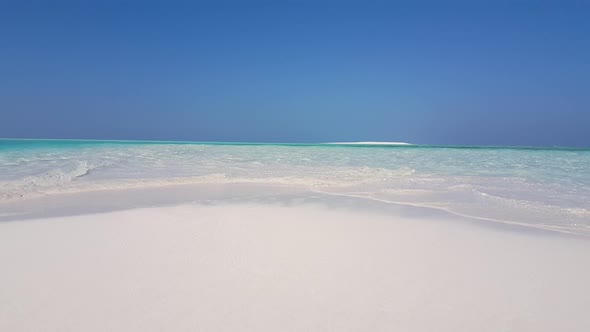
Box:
[1,197,589,331]
[324,141,412,145]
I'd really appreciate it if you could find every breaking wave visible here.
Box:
[0,161,94,200]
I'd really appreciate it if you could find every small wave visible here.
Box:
[27,161,92,186]
[0,161,93,199]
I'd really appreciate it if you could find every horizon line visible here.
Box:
[1,137,588,150]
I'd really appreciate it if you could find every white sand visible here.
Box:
[325,141,412,145]
[1,201,589,331]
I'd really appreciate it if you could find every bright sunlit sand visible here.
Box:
[1,185,589,332]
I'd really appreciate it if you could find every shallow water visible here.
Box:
[1,139,589,234]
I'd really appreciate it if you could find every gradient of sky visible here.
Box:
[1,1,589,146]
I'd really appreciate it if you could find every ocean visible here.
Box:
[1,139,589,235]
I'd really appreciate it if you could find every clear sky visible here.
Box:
[1,1,589,146]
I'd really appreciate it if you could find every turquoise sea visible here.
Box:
[1,139,589,235]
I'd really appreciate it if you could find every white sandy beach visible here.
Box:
[2,0,589,330]
[1,186,589,331]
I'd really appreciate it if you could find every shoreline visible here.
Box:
[0,183,584,240]
[2,141,588,237]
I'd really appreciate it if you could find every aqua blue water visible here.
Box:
[1,139,589,234]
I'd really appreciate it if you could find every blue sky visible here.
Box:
[1,1,589,146]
